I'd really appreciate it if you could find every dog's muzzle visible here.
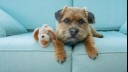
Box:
[69,28,79,38]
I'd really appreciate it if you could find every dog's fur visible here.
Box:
[54,7,103,63]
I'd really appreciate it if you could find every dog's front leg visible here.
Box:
[53,39,66,63]
[84,33,98,60]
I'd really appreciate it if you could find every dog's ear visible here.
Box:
[55,9,62,22]
[55,6,68,22]
[33,28,39,41]
[87,11,95,24]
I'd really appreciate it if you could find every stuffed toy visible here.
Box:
[33,24,56,48]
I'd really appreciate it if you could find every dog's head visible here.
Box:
[55,7,95,44]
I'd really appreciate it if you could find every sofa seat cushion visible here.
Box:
[73,31,127,55]
[72,31,127,72]
[72,53,127,72]
[0,32,71,51]
[0,32,72,72]
[0,51,72,72]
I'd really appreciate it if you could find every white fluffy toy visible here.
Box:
[33,24,56,48]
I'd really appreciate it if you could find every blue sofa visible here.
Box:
[0,0,127,72]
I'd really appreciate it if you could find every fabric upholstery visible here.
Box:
[72,53,127,72]
[0,0,72,29]
[0,27,6,37]
[0,33,72,72]
[0,51,72,72]
[0,9,27,35]
[72,31,127,72]
[73,31,127,55]
[120,21,127,34]
[0,32,71,51]
[73,0,127,30]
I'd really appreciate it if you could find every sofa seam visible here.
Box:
[71,0,73,7]
[0,50,71,52]
[73,52,127,56]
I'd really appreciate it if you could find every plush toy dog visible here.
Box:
[33,24,56,48]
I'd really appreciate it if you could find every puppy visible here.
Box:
[54,7,103,63]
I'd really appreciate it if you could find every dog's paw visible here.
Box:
[98,34,104,38]
[56,52,66,64]
[94,33,104,38]
[89,53,98,60]
[87,48,98,60]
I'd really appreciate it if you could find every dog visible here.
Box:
[53,6,103,63]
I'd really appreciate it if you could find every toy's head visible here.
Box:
[33,24,56,48]
[33,26,50,47]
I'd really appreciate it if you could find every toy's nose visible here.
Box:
[69,28,79,36]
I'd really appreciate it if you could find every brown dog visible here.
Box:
[54,7,103,63]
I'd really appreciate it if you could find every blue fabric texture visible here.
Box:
[72,31,127,72]
[0,0,72,29]
[0,33,72,72]
[74,31,127,55]
[74,0,127,30]
[0,51,72,72]
[0,27,6,37]
[0,9,27,35]
[120,21,127,34]
[72,53,127,72]
[0,32,71,51]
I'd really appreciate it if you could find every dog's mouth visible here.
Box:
[71,35,76,38]
[67,36,79,43]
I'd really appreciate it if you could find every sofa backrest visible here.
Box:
[74,0,127,30]
[0,0,72,30]
[0,0,127,30]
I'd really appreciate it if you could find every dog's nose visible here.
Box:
[69,28,79,36]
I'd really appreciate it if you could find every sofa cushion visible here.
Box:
[120,21,127,35]
[0,32,71,51]
[0,0,72,29]
[72,53,127,72]
[72,31,127,72]
[0,9,27,36]
[73,31,127,55]
[0,33,72,72]
[0,27,6,37]
[0,51,72,72]
[73,0,127,30]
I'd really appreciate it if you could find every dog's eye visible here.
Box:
[63,19,70,23]
[79,19,85,24]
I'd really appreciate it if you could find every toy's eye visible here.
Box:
[63,19,70,24]
[79,19,85,24]
[42,35,45,38]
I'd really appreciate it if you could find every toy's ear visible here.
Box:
[55,6,68,22]
[86,11,95,24]
[33,28,39,41]
[47,30,56,41]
